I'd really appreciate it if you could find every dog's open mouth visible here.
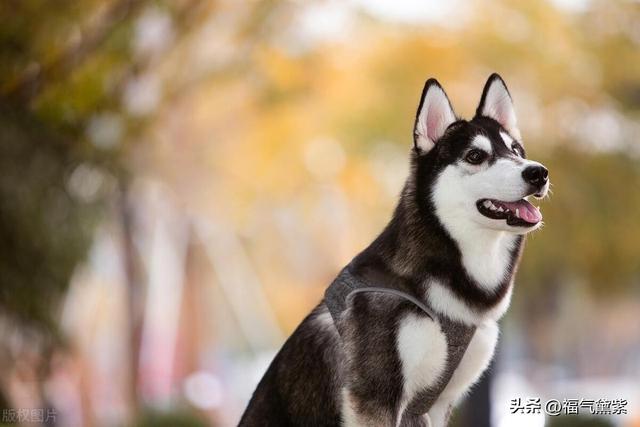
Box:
[476,198,542,227]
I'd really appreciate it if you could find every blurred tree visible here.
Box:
[0,0,217,419]
[0,104,99,331]
[0,0,134,330]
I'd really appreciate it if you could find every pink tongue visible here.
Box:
[501,200,542,223]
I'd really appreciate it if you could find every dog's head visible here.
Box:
[412,74,549,235]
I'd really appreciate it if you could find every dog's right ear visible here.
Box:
[414,79,457,153]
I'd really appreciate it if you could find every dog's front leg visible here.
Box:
[339,344,403,426]
[335,293,411,426]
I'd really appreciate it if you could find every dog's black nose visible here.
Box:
[522,165,549,187]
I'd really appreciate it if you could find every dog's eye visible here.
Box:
[511,143,523,157]
[465,149,487,164]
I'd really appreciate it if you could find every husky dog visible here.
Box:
[239,74,549,427]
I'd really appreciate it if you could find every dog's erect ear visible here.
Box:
[414,79,457,153]
[476,73,521,140]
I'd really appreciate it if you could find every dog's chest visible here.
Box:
[397,315,499,404]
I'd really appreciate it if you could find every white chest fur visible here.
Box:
[397,314,449,401]
[396,314,499,426]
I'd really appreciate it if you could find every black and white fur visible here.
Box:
[239,74,549,427]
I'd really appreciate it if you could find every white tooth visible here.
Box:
[489,204,497,211]
[515,208,520,218]
[483,200,492,208]
[497,207,504,212]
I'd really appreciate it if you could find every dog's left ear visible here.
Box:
[476,73,521,140]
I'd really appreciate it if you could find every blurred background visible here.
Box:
[1,0,639,426]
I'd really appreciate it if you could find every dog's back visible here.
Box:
[239,305,344,426]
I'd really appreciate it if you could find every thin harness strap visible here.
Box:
[324,267,436,328]
[324,266,477,416]
[346,287,435,320]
